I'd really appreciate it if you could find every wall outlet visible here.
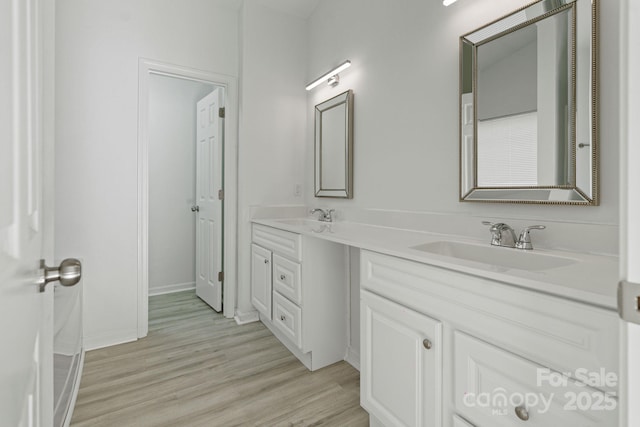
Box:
[294,183,302,197]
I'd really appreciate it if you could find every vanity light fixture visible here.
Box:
[305,60,351,91]
[443,0,457,5]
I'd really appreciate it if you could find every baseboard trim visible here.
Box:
[345,346,360,371]
[260,314,313,370]
[234,309,259,325]
[84,330,138,351]
[148,282,195,296]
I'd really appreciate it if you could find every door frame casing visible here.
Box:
[137,58,238,337]
[620,1,640,425]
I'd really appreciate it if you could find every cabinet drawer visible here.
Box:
[454,331,617,427]
[252,224,301,261]
[273,291,303,350]
[273,254,302,305]
[360,250,618,392]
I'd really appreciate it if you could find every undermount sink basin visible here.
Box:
[273,218,323,226]
[411,241,578,271]
[271,218,336,234]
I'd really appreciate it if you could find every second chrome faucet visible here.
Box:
[310,208,335,222]
[482,221,546,250]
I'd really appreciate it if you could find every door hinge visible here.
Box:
[218,271,224,282]
[218,107,225,118]
[218,189,224,200]
[618,280,640,324]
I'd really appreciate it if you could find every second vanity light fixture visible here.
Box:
[305,60,351,91]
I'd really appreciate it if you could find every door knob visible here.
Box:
[38,258,82,292]
[191,205,200,212]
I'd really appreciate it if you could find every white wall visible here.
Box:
[55,0,239,349]
[236,1,308,316]
[305,0,620,254]
[148,75,215,296]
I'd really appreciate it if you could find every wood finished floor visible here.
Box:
[71,291,368,427]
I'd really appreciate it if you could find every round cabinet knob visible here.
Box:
[280,274,286,280]
[264,259,269,264]
[515,405,530,421]
[280,315,286,321]
[423,339,432,350]
[191,205,200,212]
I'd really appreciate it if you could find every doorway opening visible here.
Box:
[147,74,223,311]
[137,59,238,338]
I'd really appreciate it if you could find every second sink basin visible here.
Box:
[273,218,322,226]
[411,241,577,271]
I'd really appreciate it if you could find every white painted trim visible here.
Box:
[234,309,260,325]
[620,1,640,426]
[84,330,138,352]
[369,415,385,427]
[260,314,313,370]
[344,346,360,371]
[137,58,239,338]
[148,282,196,297]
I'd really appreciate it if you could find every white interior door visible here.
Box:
[621,1,640,426]
[0,0,53,425]
[195,88,224,312]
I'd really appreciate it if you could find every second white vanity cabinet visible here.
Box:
[360,249,619,427]
[361,290,442,427]
[251,223,349,371]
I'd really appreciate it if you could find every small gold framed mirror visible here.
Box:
[314,90,354,199]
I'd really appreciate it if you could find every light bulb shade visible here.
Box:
[443,0,457,5]
[305,60,351,91]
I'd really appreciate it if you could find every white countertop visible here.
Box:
[252,218,620,310]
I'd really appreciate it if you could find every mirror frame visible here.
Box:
[314,90,354,199]
[459,0,598,205]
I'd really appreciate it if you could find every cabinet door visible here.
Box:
[361,290,442,427]
[251,244,272,318]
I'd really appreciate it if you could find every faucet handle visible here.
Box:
[482,221,502,232]
[516,225,546,250]
[325,209,335,222]
[482,221,503,246]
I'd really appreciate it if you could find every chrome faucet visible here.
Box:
[310,208,335,222]
[482,221,546,250]
[483,221,517,248]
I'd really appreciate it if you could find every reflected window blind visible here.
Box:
[477,111,538,186]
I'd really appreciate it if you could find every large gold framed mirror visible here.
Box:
[459,0,598,205]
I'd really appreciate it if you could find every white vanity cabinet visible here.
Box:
[251,223,348,371]
[360,249,619,427]
[361,290,442,427]
[250,244,272,318]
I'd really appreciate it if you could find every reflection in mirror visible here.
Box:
[315,90,354,198]
[460,0,598,204]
